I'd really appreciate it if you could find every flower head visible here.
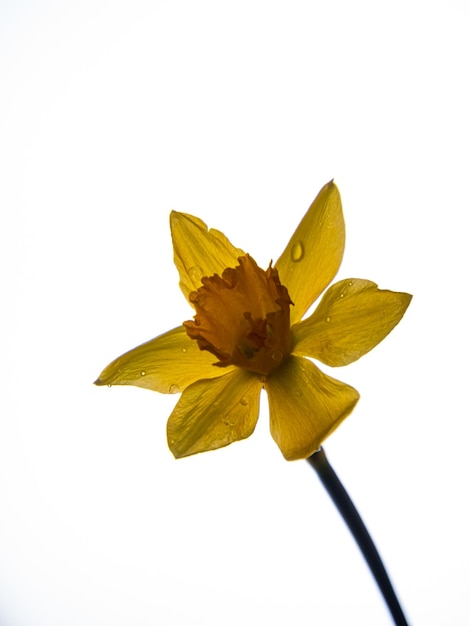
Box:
[95,181,411,460]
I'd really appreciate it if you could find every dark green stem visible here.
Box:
[307,447,409,626]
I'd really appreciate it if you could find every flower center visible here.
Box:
[184,255,293,377]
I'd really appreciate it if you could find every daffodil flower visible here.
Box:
[95,181,411,460]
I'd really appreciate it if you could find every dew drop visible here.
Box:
[348,281,353,286]
[339,293,344,298]
[240,397,248,406]
[290,241,304,262]
[182,347,187,353]
[188,265,204,283]
[140,371,146,376]
[271,350,283,362]
[325,316,331,323]
[295,389,303,398]
[169,383,180,393]
[107,384,112,388]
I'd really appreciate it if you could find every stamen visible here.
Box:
[184,255,293,376]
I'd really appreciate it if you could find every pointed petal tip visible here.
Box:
[166,437,178,457]
[169,210,187,231]
[93,377,105,386]
[168,442,184,459]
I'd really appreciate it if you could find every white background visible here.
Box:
[1,1,468,624]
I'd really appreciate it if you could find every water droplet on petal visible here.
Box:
[182,347,187,353]
[290,241,304,262]
[271,350,283,362]
[107,384,112,388]
[140,371,146,376]
[240,397,248,406]
[339,293,344,298]
[295,389,303,398]
[348,281,353,286]
[169,383,180,393]
[188,265,204,283]
[325,316,331,323]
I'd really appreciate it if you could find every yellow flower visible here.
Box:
[95,181,411,460]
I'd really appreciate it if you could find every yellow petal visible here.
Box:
[292,279,412,366]
[170,211,245,301]
[94,326,233,393]
[167,369,262,458]
[265,356,359,461]
[275,181,345,324]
